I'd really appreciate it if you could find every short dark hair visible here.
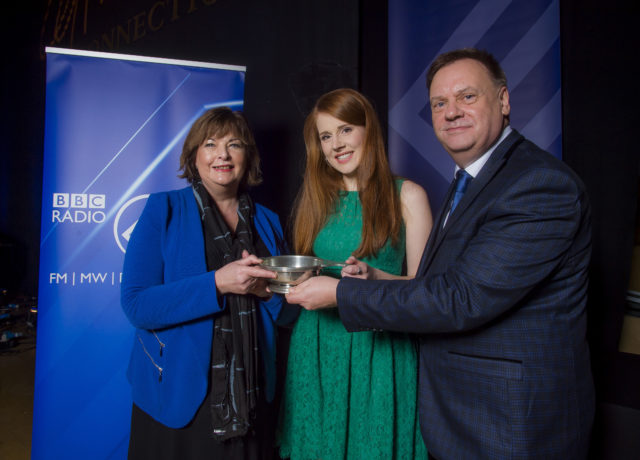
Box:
[426,48,507,93]
[178,107,262,190]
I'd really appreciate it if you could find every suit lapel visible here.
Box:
[416,179,457,275]
[416,130,525,276]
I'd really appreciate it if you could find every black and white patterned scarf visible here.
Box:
[192,181,260,441]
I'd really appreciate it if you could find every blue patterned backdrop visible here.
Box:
[388,0,561,212]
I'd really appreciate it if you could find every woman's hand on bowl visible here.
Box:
[341,256,374,280]
[215,250,276,297]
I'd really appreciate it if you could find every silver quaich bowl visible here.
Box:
[260,255,345,294]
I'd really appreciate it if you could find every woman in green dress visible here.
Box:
[277,88,433,459]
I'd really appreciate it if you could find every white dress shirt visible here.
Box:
[443,126,512,227]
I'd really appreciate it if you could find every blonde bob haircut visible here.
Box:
[178,107,262,190]
[292,88,402,258]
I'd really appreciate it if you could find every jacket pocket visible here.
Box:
[137,331,164,382]
[447,351,523,380]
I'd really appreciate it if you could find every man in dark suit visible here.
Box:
[286,48,594,459]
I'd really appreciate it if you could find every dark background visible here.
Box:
[1,0,638,457]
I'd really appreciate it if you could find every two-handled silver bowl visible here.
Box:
[259,255,345,294]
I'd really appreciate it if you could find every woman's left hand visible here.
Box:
[341,256,375,280]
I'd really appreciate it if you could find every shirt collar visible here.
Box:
[454,126,512,179]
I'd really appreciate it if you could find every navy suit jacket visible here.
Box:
[337,130,594,459]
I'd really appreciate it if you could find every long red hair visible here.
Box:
[292,88,402,258]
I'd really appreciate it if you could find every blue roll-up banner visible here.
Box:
[34,48,246,459]
[389,0,561,212]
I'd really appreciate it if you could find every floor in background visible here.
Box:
[0,307,35,460]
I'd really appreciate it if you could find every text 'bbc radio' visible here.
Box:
[52,193,107,224]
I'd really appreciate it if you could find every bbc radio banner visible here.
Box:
[35,48,245,459]
[388,0,562,212]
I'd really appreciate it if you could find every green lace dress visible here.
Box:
[277,183,427,460]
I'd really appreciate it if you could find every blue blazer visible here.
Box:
[121,186,290,428]
[337,130,595,459]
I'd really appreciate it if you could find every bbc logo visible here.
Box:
[53,193,106,209]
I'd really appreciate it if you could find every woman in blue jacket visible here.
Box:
[121,107,291,459]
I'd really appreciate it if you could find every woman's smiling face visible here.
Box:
[316,112,365,187]
[195,132,247,196]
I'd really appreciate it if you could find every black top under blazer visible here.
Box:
[337,129,595,459]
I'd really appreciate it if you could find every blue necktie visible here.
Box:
[450,169,472,214]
